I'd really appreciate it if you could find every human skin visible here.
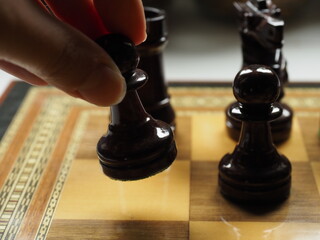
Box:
[0,0,146,106]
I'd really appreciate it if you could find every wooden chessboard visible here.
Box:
[0,82,319,240]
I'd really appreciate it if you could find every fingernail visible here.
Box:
[142,32,148,42]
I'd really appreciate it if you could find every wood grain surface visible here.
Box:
[0,83,319,240]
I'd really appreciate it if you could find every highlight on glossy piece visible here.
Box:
[219,65,292,203]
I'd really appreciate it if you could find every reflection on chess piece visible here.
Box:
[219,65,292,203]
[137,7,176,129]
[96,34,177,181]
[226,0,293,143]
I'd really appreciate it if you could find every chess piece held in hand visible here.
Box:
[96,34,177,181]
[226,0,293,143]
[219,65,292,203]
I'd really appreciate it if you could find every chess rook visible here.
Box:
[219,65,292,203]
[226,0,293,143]
[137,7,176,129]
[96,34,177,181]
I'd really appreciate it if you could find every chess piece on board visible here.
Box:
[219,65,292,203]
[96,34,177,181]
[226,0,293,143]
[137,7,176,129]
[142,0,172,10]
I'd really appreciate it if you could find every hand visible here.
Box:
[0,0,146,106]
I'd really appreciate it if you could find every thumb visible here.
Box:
[0,1,126,106]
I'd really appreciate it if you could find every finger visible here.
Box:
[0,1,125,106]
[44,0,107,39]
[93,0,146,44]
[0,59,87,101]
[0,60,47,86]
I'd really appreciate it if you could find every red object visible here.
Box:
[43,1,108,39]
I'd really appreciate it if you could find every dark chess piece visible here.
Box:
[226,0,293,143]
[219,65,292,203]
[137,7,176,129]
[142,0,172,10]
[96,34,177,181]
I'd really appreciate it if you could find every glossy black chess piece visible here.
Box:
[96,34,177,181]
[226,0,293,143]
[219,65,292,203]
[142,0,172,10]
[137,7,176,129]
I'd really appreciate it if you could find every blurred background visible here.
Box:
[143,0,320,83]
[1,0,319,95]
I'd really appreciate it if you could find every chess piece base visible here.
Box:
[97,118,177,181]
[98,141,176,181]
[226,102,293,143]
[219,152,291,203]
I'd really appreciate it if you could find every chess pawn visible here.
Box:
[137,7,176,129]
[219,65,292,203]
[226,0,293,143]
[96,34,177,181]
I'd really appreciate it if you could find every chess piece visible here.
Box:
[142,0,172,10]
[193,0,307,20]
[96,34,177,181]
[219,65,292,203]
[137,7,176,129]
[226,0,293,143]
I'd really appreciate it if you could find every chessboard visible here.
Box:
[0,82,319,240]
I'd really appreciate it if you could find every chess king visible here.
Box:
[226,0,293,143]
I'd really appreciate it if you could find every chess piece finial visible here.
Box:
[96,34,177,181]
[226,0,293,143]
[137,7,176,129]
[219,65,292,203]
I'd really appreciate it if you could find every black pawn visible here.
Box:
[226,0,293,143]
[137,7,176,129]
[219,65,291,203]
[96,34,177,181]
